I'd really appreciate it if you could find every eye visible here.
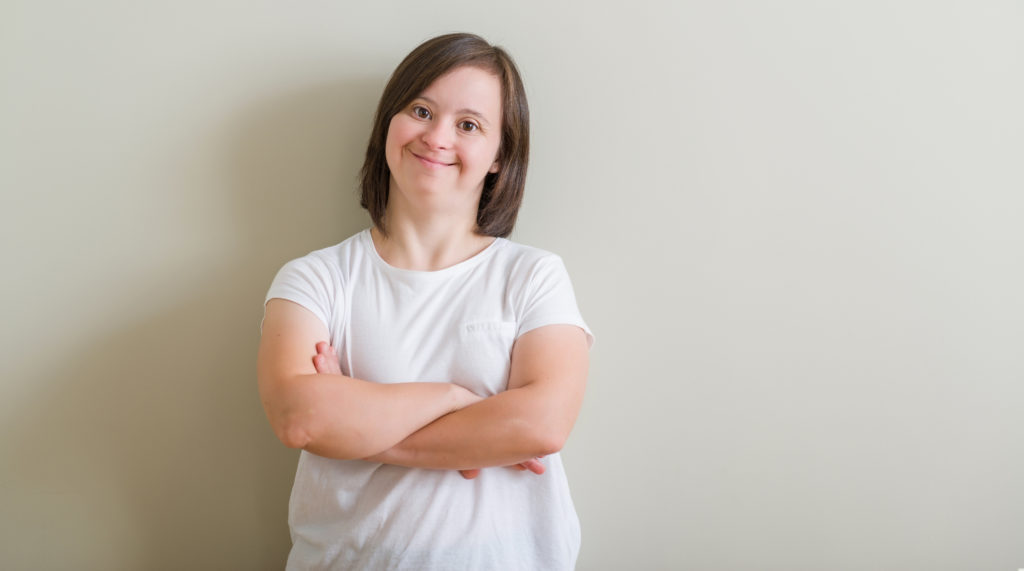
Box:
[411,105,431,120]
[458,120,479,133]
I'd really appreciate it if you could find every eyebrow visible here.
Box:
[417,96,493,126]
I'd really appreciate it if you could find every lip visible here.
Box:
[409,150,454,168]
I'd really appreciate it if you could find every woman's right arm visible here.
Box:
[257,298,481,459]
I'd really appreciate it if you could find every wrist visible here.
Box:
[448,383,481,412]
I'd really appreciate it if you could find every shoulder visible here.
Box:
[486,239,580,298]
[264,231,371,331]
[277,230,368,276]
[302,230,367,265]
[489,238,568,276]
[494,239,593,346]
[266,230,370,301]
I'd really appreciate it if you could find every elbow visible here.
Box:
[518,408,574,457]
[262,395,314,449]
[273,414,314,450]
[261,377,316,450]
[270,410,372,459]
[262,379,329,452]
[538,434,567,456]
[531,427,569,457]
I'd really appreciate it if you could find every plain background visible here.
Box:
[2,1,1022,570]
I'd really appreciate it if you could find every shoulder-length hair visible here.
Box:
[359,33,530,238]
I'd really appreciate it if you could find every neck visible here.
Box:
[373,210,494,271]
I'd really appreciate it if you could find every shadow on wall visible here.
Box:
[3,76,382,569]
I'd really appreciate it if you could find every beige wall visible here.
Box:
[2,1,1022,569]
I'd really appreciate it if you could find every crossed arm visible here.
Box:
[257,298,589,475]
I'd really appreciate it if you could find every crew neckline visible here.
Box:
[359,228,504,278]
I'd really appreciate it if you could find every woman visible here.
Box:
[258,33,592,570]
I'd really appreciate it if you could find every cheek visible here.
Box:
[384,118,405,167]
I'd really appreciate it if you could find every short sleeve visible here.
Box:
[263,254,336,331]
[517,255,594,348]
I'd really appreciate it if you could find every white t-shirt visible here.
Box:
[265,229,593,571]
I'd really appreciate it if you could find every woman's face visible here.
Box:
[384,66,503,215]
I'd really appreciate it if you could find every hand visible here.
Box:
[458,457,545,480]
[313,341,342,375]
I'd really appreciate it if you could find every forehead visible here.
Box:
[418,66,503,120]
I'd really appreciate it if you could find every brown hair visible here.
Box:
[359,33,530,238]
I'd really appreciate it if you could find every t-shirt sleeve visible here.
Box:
[518,255,594,348]
[263,254,336,331]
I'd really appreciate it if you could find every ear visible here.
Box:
[488,160,500,174]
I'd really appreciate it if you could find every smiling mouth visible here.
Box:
[410,151,454,168]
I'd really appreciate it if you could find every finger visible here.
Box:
[459,469,481,480]
[313,342,342,374]
[522,458,545,475]
[312,354,328,373]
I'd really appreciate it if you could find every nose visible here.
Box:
[421,120,453,150]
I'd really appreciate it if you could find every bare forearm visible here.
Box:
[258,300,483,460]
[299,324,589,472]
[264,373,474,460]
[366,384,573,470]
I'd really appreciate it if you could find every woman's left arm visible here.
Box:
[363,324,589,471]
